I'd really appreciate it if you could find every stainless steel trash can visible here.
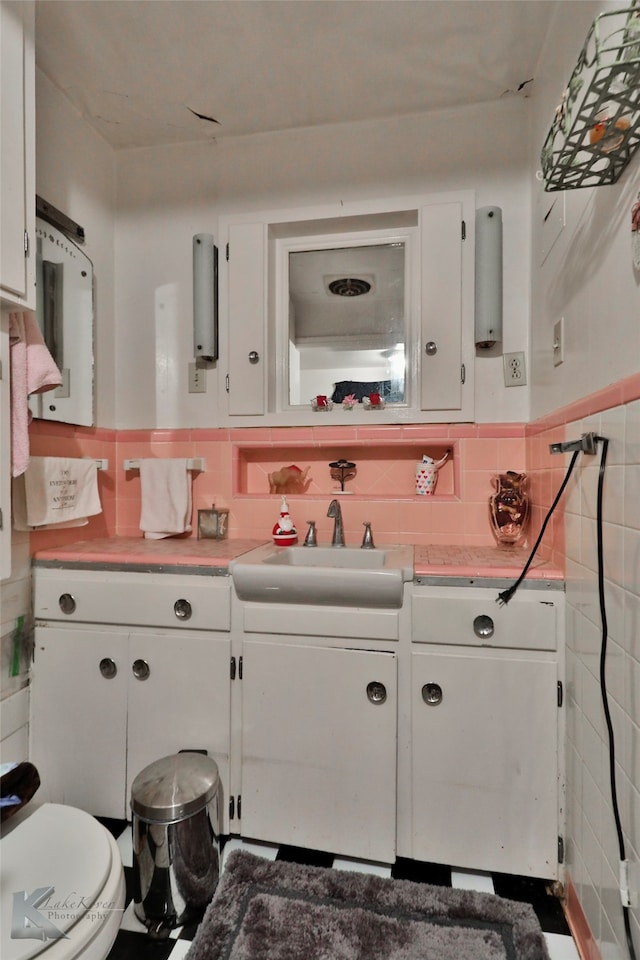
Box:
[131,753,220,933]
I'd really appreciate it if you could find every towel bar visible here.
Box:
[123,458,206,472]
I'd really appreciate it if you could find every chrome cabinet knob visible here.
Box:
[473,614,494,639]
[174,599,192,620]
[99,657,117,679]
[248,350,260,364]
[366,681,387,704]
[58,593,76,615]
[425,341,438,356]
[422,682,443,705]
[132,659,150,681]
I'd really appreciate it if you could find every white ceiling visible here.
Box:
[34,0,556,151]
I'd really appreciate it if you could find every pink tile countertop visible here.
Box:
[32,537,268,570]
[413,545,563,580]
[33,538,563,582]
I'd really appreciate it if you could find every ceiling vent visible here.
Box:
[327,277,372,297]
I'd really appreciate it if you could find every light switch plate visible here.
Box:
[553,318,564,367]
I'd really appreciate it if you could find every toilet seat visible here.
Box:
[1,803,125,960]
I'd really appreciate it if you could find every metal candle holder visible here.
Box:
[329,459,356,492]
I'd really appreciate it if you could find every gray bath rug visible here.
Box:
[185,850,551,960]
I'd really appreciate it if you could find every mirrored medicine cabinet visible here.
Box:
[29,215,94,427]
[222,191,475,424]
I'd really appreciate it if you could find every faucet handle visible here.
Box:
[304,520,317,547]
[361,521,375,549]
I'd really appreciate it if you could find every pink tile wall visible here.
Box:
[26,421,528,549]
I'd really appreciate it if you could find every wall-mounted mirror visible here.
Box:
[288,241,407,406]
[29,217,94,426]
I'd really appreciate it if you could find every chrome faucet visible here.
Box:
[327,499,345,547]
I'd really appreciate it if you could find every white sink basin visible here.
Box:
[230,542,414,608]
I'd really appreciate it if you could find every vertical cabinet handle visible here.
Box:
[132,659,150,681]
[99,657,117,679]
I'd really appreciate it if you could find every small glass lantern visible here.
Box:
[198,504,229,540]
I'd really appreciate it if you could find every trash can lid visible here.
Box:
[131,753,219,822]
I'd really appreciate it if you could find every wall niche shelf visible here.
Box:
[234,442,457,500]
[541,3,640,191]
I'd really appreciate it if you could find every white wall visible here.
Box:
[114,98,533,428]
[529,2,640,421]
[36,70,117,427]
[529,4,640,957]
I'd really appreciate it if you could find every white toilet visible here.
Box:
[1,802,125,960]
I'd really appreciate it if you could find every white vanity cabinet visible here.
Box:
[0,0,35,310]
[30,568,233,824]
[404,583,563,879]
[237,602,402,862]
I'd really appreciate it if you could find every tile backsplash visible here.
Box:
[28,421,527,549]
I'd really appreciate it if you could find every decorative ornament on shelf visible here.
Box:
[311,395,333,412]
[329,459,356,493]
[362,393,385,410]
[342,394,357,410]
[489,472,530,546]
[415,451,451,496]
[268,464,310,495]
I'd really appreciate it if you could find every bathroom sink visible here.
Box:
[229,543,414,608]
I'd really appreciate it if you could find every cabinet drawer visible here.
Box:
[241,602,400,641]
[412,588,559,651]
[34,569,231,631]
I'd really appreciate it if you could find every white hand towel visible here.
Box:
[21,458,101,527]
[139,459,193,539]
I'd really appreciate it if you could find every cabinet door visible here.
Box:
[411,649,558,878]
[0,0,35,306]
[30,626,128,818]
[126,631,232,816]
[241,640,397,862]
[226,222,266,415]
[419,199,471,416]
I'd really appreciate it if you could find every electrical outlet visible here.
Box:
[553,317,564,367]
[503,351,527,387]
[188,362,206,393]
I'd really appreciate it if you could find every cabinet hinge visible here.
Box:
[461,220,466,241]
[24,230,29,256]
[557,681,563,707]
[0,507,3,531]
[238,655,243,680]
[226,242,230,261]
[225,374,230,393]
[229,796,235,820]
[237,795,241,819]
[460,363,466,384]
[558,835,564,864]
[230,656,236,680]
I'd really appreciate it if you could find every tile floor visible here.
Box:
[102,820,581,960]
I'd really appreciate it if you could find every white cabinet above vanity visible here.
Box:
[219,190,475,426]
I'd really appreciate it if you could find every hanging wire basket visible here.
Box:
[541,3,640,191]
